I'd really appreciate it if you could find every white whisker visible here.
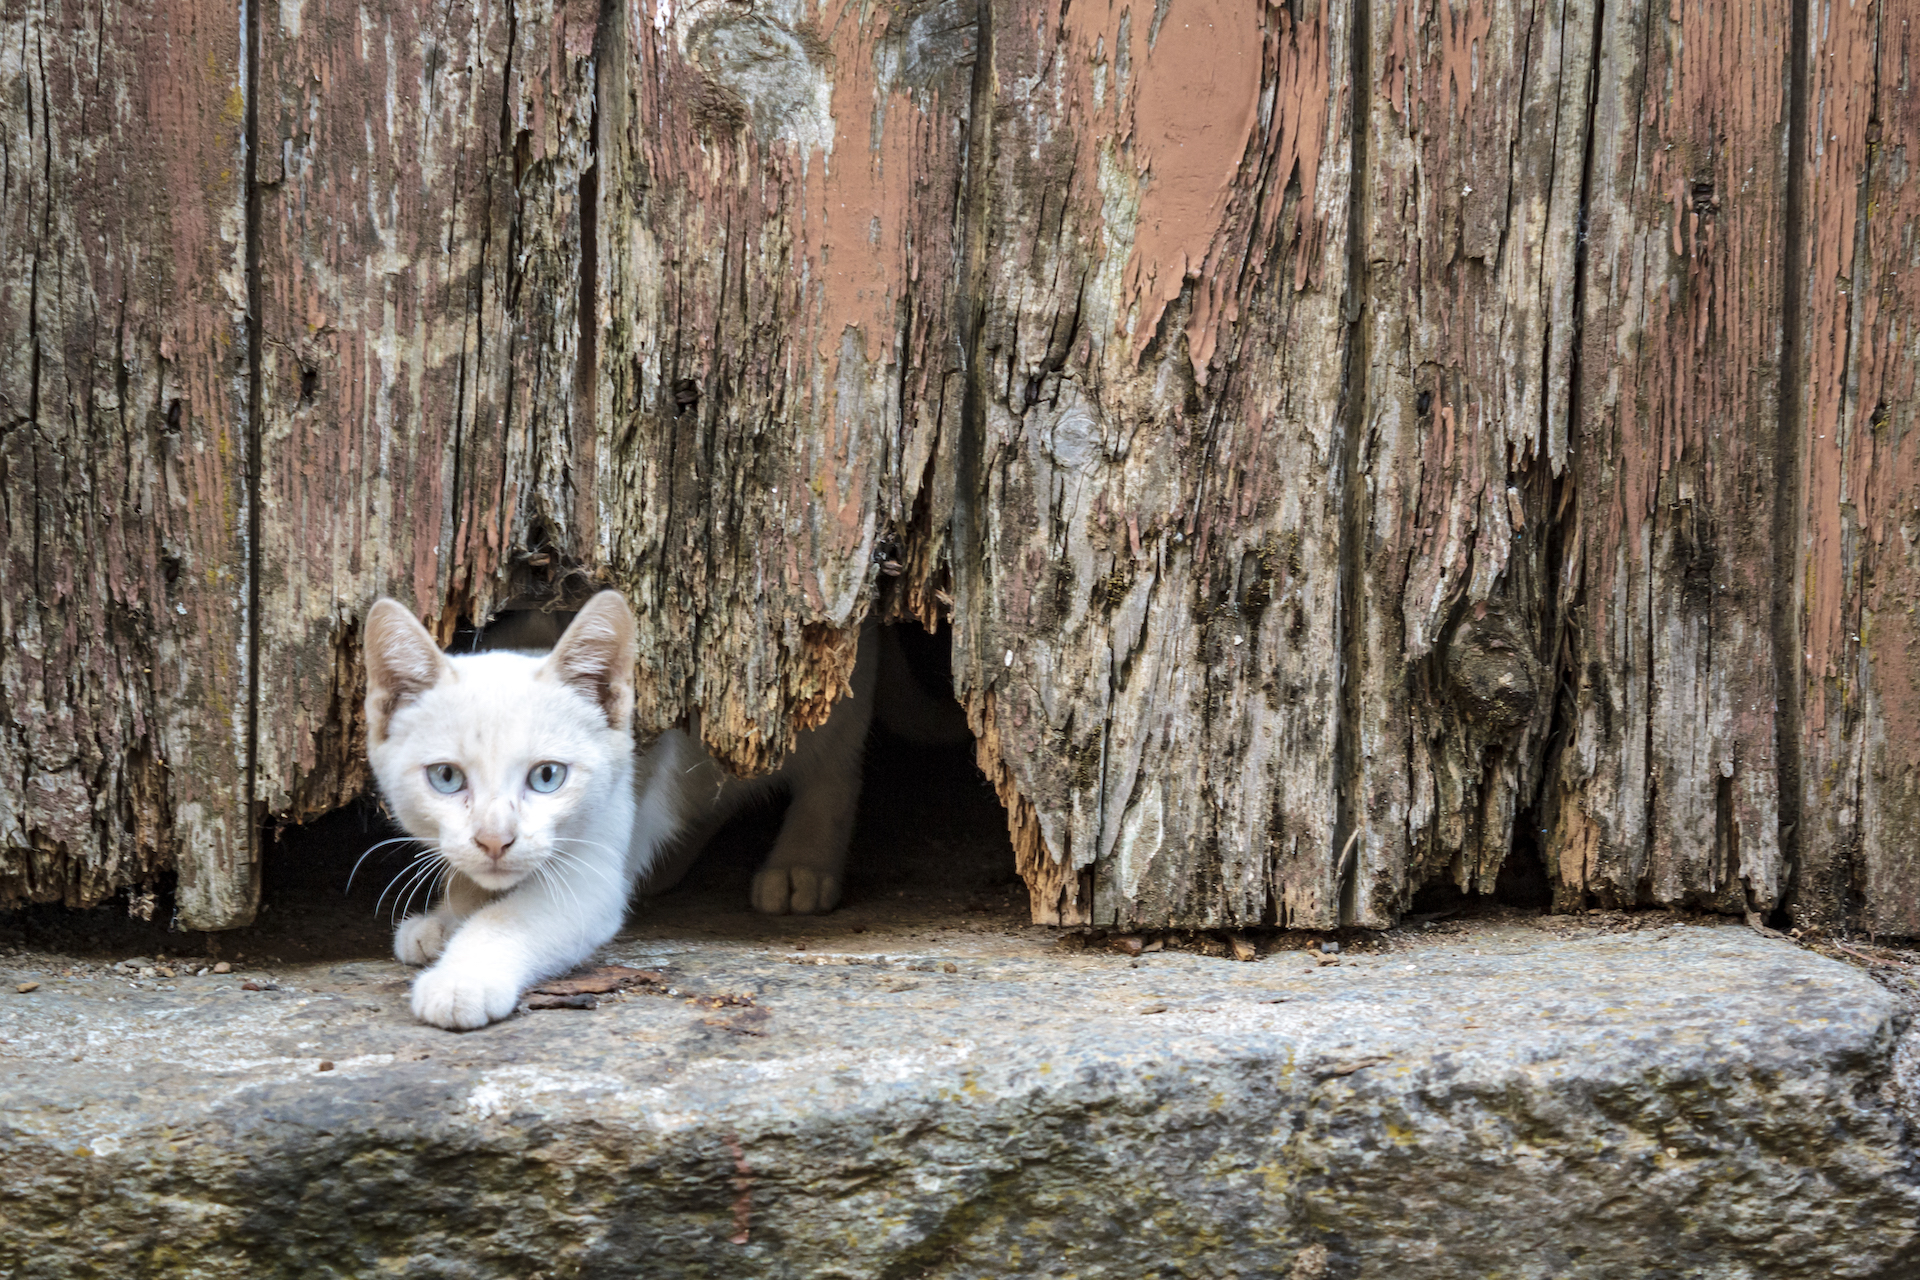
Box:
[549,839,626,870]
[543,847,623,892]
[374,850,438,912]
[547,840,624,871]
[347,836,428,894]
[532,861,582,917]
[550,836,621,853]
[401,863,449,924]
[381,853,446,923]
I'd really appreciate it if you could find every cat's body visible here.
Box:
[475,603,881,913]
[362,591,883,1029]
[634,627,877,915]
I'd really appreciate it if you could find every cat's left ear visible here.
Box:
[542,590,638,730]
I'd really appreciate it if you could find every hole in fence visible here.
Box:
[1407,824,1554,921]
[256,617,1020,953]
[635,620,1023,936]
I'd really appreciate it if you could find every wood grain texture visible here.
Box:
[1791,0,1920,936]
[1550,0,1790,917]
[252,0,596,834]
[9,0,1920,937]
[597,0,972,774]
[1350,0,1592,922]
[0,0,252,923]
[951,0,1352,926]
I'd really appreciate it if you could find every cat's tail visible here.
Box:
[872,625,972,745]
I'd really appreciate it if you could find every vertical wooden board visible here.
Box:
[952,0,1351,926]
[599,0,971,773]
[0,0,251,921]
[253,0,596,822]
[1351,0,1592,921]
[1794,0,1920,936]
[1851,1,1920,938]
[1550,0,1789,915]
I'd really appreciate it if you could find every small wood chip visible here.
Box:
[317,1060,334,1072]
[1833,941,1916,968]
[526,993,598,1011]
[530,965,668,997]
[1227,935,1257,963]
[14,982,37,994]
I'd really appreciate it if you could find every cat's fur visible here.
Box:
[363,590,883,1029]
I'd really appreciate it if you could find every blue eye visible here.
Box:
[425,763,466,794]
[527,762,569,793]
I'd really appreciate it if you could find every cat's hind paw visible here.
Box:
[751,866,841,915]
[410,960,523,1030]
[394,913,450,966]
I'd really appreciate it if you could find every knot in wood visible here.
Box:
[1443,614,1537,735]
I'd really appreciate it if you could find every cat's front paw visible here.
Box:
[394,913,450,966]
[751,866,841,915]
[410,959,523,1030]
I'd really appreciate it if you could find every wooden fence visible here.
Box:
[2,0,1914,936]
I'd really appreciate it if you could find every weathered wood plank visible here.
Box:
[598,0,972,773]
[952,0,1352,926]
[0,0,252,923]
[1548,0,1790,917]
[1792,0,1920,936]
[1350,0,1593,922]
[252,0,596,834]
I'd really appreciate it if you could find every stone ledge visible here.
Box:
[0,919,1914,1279]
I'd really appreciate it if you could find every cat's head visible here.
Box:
[362,591,638,893]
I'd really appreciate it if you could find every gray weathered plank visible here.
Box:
[597,0,972,774]
[1350,0,1594,922]
[950,0,1351,926]
[1550,0,1790,918]
[251,0,596,836]
[0,0,252,925]
[1791,0,1920,937]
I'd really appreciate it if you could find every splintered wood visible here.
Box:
[4,0,1918,936]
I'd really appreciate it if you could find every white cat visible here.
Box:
[362,590,880,1029]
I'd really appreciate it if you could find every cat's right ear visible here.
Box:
[364,598,450,742]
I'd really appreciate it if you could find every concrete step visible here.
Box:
[0,914,1914,1279]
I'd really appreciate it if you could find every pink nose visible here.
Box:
[475,832,515,861]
